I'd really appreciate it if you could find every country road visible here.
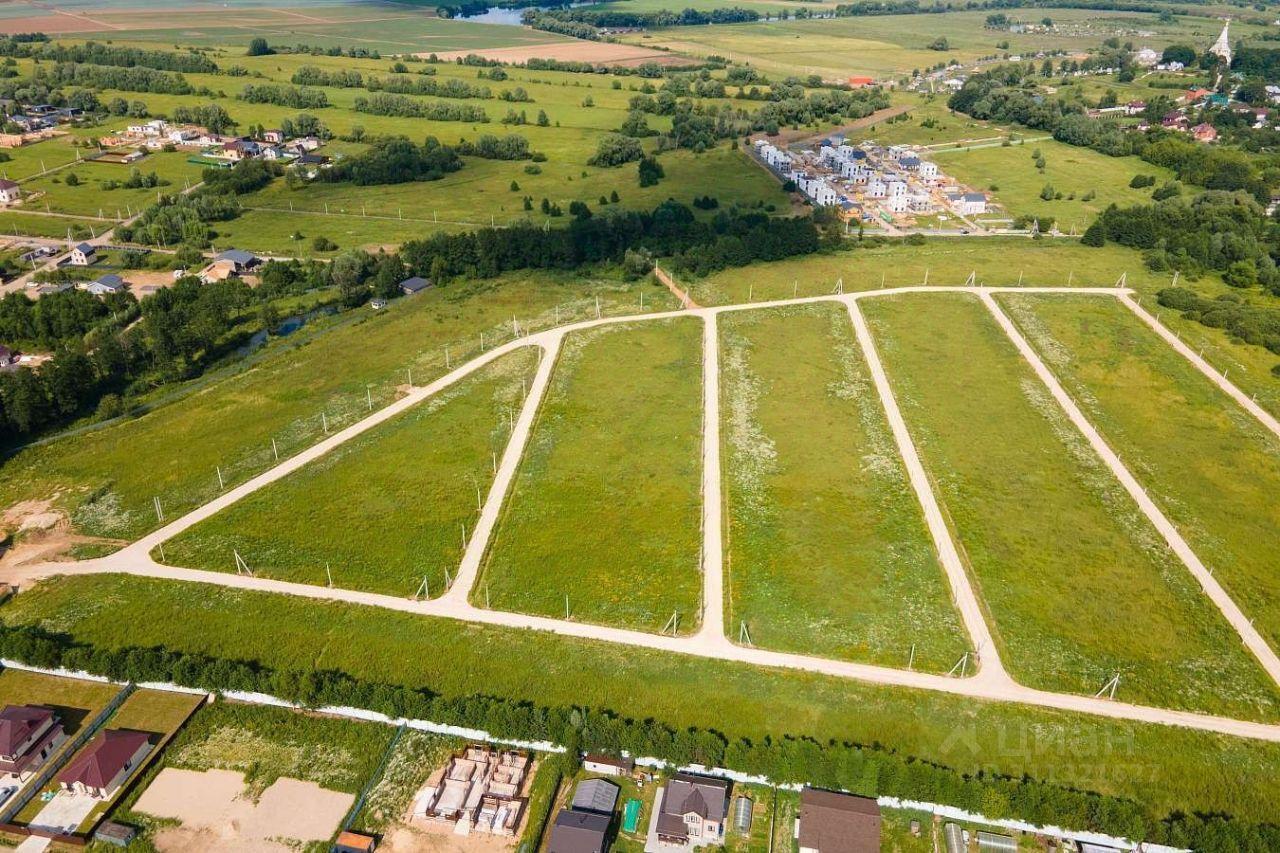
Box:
[15,283,1280,746]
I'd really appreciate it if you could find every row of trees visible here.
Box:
[0,621,1275,851]
[369,74,495,100]
[525,5,760,29]
[315,136,463,185]
[456,133,533,160]
[1158,287,1280,361]
[238,83,330,110]
[0,38,217,73]
[290,65,366,88]
[42,62,198,96]
[352,92,489,122]
[399,200,819,281]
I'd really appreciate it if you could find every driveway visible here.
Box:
[27,789,98,835]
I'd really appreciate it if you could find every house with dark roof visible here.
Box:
[796,788,881,853]
[82,274,126,297]
[572,778,619,815]
[214,249,260,272]
[58,729,151,798]
[653,772,728,847]
[399,276,432,296]
[69,242,97,266]
[0,705,65,779]
[549,808,611,853]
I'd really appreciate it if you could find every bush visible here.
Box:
[1080,220,1105,247]
[588,133,644,167]
[638,156,664,187]
[1129,174,1156,189]
[312,236,337,251]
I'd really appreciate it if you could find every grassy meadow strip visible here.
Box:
[5,573,1280,822]
[0,271,677,542]
[160,347,539,597]
[479,317,704,633]
[719,303,967,670]
[861,293,1280,721]
[1000,294,1280,655]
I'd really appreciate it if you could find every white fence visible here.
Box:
[0,661,1184,852]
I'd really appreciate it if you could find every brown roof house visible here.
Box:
[0,705,65,780]
[652,773,729,849]
[58,729,151,799]
[796,788,881,853]
[549,808,611,853]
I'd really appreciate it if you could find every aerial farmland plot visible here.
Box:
[718,303,967,671]
[861,293,1280,720]
[478,317,704,633]
[160,347,539,597]
[1000,294,1280,657]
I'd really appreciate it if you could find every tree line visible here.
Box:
[42,62,199,96]
[238,83,330,110]
[0,621,1275,852]
[0,38,217,73]
[353,92,489,122]
[314,136,463,185]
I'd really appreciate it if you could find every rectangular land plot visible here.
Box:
[719,303,967,670]
[160,348,540,597]
[1001,294,1280,656]
[480,318,704,632]
[862,293,1280,720]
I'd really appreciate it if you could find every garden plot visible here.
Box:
[1000,294,1280,657]
[719,303,967,670]
[862,293,1280,720]
[161,348,540,597]
[480,318,704,632]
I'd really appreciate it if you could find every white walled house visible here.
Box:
[0,179,21,205]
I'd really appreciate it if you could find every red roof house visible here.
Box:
[58,729,151,798]
[1192,122,1219,142]
[0,705,64,778]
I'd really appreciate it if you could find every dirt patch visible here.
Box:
[137,767,354,852]
[384,821,521,853]
[426,41,697,67]
[0,498,123,572]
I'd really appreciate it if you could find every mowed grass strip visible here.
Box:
[719,304,966,670]
[480,318,704,632]
[1001,294,1280,655]
[6,573,1280,822]
[862,294,1280,720]
[160,348,539,597]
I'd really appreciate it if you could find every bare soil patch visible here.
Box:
[137,767,353,852]
[426,41,696,67]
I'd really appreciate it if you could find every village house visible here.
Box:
[399,276,432,296]
[795,788,881,853]
[1192,122,1219,143]
[81,274,126,297]
[0,179,20,205]
[956,192,988,215]
[651,772,729,849]
[0,705,65,780]
[1125,100,1147,116]
[69,243,97,266]
[550,809,611,853]
[58,729,151,799]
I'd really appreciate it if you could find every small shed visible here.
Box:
[94,821,137,847]
[334,830,378,852]
[731,795,753,833]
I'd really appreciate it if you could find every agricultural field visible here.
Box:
[683,242,1280,418]
[620,8,1263,79]
[479,318,704,632]
[929,137,1174,230]
[160,347,540,597]
[5,572,1280,823]
[0,3,569,54]
[0,270,676,546]
[18,149,205,219]
[1001,294,1280,656]
[718,303,966,670]
[861,293,1280,720]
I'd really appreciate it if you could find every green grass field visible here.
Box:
[862,293,1280,720]
[108,688,202,735]
[480,318,704,632]
[719,303,966,670]
[0,270,677,543]
[6,573,1280,823]
[159,347,539,597]
[929,137,1174,229]
[1000,294,1280,657]
[0,668,120,737]
[21,150,206,219]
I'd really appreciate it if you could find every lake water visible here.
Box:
[458,3,593,26]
